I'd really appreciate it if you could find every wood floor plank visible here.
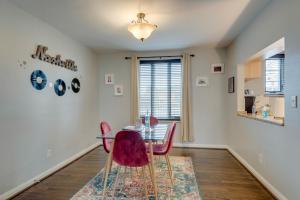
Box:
[10,147,276,200]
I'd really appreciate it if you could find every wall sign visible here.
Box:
[31,45,78,72]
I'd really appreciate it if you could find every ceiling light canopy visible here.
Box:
[128,13,157,42]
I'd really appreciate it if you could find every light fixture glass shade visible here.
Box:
[128,13,157,41]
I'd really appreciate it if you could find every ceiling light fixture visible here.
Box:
[128,12,157,42]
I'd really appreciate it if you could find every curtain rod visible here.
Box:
[125,54,195,60]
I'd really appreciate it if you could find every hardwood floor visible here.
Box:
[11,147,276,200]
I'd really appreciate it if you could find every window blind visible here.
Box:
[139,59,182,120]
[265,54,285,95]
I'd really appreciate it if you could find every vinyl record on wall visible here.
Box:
[31,70,47,90]
[71,78,80,93]
[54,79,66,96]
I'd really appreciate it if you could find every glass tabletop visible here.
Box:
[97,124,169,141]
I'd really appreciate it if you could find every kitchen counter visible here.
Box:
[237,111,284,126]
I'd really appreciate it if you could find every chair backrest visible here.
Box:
[113,130,149,167]
[141,115,159,126]
[100,121,112,153]
[163,122,176,154]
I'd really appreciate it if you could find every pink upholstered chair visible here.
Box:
[113,130,149,167]
[103,130,155,199]
[100,121,112,153]
[149,122,176,184]
[141,115,159,126]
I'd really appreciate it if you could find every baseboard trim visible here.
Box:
[0,142,101,200]
[227,147,288,200]
[173,143,228,149]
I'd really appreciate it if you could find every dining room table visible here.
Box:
[96,123,169,199]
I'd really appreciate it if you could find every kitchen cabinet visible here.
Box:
[245,59,261,80]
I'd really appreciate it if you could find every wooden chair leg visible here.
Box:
[102,160,110,198]
[112,166,121,197]
[165,154,174,185]
[142,166,148,199]
[147,164,153,184]
[103,142,114,198]
[147,164,154,185]
[101,158,108,184]
[130,167,134,180]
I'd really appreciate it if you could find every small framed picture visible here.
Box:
[196,76,209,87]
[211,63,224,74]
[114,85,123,96]
[105,74,114,85]
[228,76,235,93]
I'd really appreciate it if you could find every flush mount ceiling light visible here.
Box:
[128,12,157,42]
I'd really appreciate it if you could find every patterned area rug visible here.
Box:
[71,156,201,200]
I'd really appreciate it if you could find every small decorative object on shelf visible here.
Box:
[262,104,271,118]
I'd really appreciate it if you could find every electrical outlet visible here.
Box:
[47,149,52,158]
[258,153,264,165]
[291,96,297,108]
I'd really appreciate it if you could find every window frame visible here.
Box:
[264,54,285,96]
[138,59,182,121]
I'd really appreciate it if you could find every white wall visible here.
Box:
[0,1,99,195]
[226,0,300,199]
[98,48,227,145]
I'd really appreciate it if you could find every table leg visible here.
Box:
[103,141,114,198]
[149,140,158,199]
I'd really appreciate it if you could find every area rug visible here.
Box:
[71,156,201,200]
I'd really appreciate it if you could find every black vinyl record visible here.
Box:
[54,79,66,96]
[71,78,80,93]
[31,70,47,90]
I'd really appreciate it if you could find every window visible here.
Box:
[265,54,284,95]
[139,59,182,120]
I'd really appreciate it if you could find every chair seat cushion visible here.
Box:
[146,143,167,155]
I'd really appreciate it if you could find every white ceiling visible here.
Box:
[10,0,271,52]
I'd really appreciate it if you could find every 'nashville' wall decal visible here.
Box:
[31,45,78,72]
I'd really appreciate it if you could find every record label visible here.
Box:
[71,78,80,93]
[54,79,66,96]
[31,70,47,90]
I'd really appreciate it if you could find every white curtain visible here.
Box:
[130,56,139,124]
[181,53,193,142]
